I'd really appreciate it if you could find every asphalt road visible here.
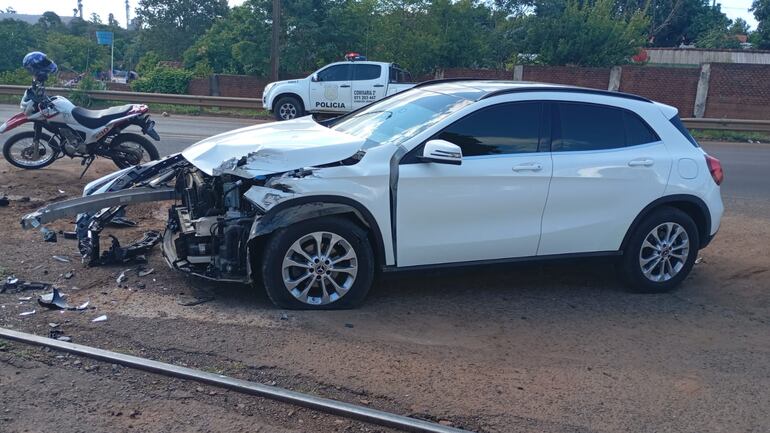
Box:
[0,104,767,201]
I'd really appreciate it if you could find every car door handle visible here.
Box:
[373,84,384,88]
[512,163,543,172]
[628,158,654,167]
[339,84,351,88]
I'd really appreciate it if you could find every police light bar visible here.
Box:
[345,52,367,61]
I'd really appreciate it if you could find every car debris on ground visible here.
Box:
[52,255,70,263]
[92,315,107,322]
[0,196,9,206]
[2,277,51,294]
[37,288,89,311]
[177,294,215,307]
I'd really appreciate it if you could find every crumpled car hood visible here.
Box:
[181,116,364,177]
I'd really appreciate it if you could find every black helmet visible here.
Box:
[22,51,58,82]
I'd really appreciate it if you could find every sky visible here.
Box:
[0,0,759,30]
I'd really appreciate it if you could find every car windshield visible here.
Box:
[330,89,474,146]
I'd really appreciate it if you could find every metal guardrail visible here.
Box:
[2,85,770,130]
[682,118,770,132]
[0,84,263,109]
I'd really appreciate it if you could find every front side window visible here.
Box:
[317,64,351,82]
[435,102,543,157]
[353,64,381,81]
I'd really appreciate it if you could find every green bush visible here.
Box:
[0,68,32,85]
[68,75,106,108]
[131,67,193,94]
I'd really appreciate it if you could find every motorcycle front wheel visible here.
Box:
[2,131,59,169]
[107,133,160,169]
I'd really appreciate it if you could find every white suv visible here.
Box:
[24,80,724,309]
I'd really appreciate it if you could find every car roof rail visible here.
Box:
[480,85,653,103]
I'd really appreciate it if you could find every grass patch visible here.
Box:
[691,129,770,143]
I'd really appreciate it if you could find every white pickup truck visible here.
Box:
[262,60,414,120]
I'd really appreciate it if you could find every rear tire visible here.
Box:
[260,216,374,310]
[2,131,58,169]
[273,96,304,121]
[109,133,160,169]
[621,207,699,293]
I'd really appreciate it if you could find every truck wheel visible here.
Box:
[261,216,374,309]
[274,96,304,121]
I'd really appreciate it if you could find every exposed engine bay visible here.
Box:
[166,167,259,282]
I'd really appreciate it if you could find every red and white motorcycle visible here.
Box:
[0,80,160,175]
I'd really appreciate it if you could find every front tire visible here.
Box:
[108,133,160,169]
[2,131,58,169]
[621,207,699,293]
[273,96,304,121]
[261,216,374,309]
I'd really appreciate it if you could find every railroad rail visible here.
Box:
[2,85,770,131]
[0,327,472,433]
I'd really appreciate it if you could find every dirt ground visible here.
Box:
[0,158,768,433]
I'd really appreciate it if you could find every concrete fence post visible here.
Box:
[608,66,622,91]
[694,64,711,118]
[210,74,221,97]
[513,65,524,81]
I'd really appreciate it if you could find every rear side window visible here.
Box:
[624,112,660,145]
[435,102,543,157]
[317,64,351,82]
[669,115,700,147]
[553,102,625,151]
[553,102,660,151]
[353,64,381,81]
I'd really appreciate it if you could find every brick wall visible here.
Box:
[441,68,514,80]
[182,64,770,120]
[522,66,610,89]
[619,66,699,118]
[216,75,269,98]
[705,63,770,120]
[188,78,210,96]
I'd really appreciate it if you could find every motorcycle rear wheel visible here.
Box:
[2,131,59,169]
[108,133,160,169]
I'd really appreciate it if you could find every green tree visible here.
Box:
[728,17,750,35]
[696,27,741,48]
[44,33,108,72]
[0,19,37,71]
[752,0,770,48]
[136,0,229,60]
[525,0,648,66]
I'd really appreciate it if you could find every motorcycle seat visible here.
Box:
[71,105,136,129]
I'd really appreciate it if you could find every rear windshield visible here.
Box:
[670,115,699,147]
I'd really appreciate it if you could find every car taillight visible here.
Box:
[705,154,723,185]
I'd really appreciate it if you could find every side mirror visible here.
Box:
[421,139,462,165]
[311,73,320,82]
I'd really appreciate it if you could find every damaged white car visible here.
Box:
[21,80,724,309]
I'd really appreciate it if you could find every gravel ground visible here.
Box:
[0,158,768,433]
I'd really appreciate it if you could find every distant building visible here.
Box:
[0,13,74,25]
[643,47,770,66]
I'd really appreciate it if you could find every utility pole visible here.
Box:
[77,0,83,19]
[270,0,281,81]
[125,0,130,30]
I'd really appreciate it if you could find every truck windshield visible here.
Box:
[331,89,473,146]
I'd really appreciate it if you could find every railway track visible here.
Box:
[0,327,473,433]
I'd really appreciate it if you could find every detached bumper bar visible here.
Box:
[20,187,178,230]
